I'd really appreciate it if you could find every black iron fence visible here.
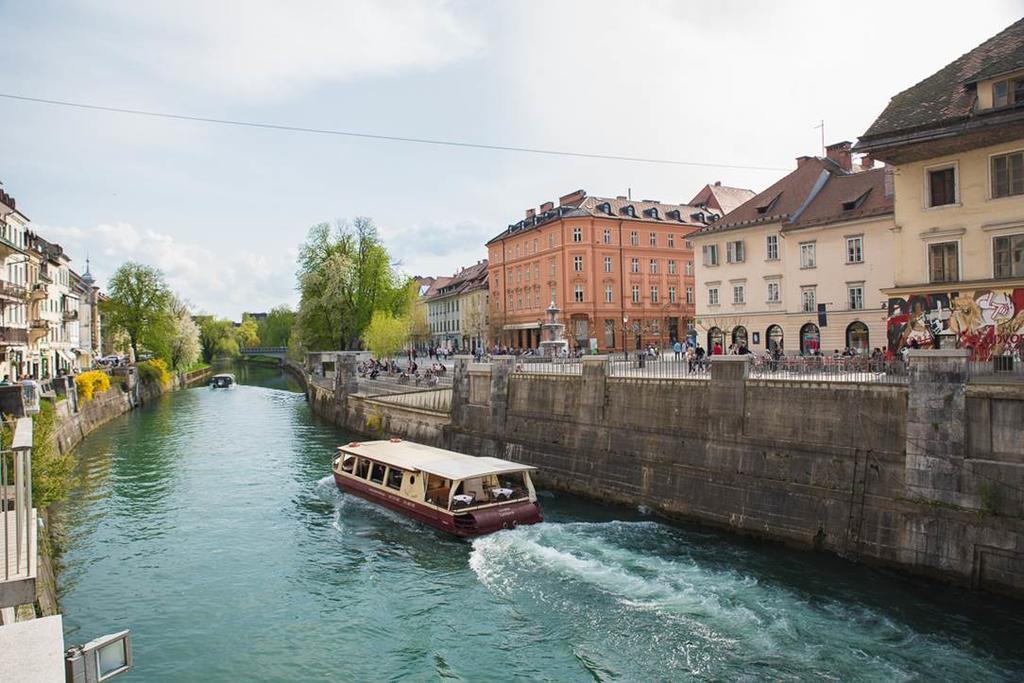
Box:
[748,355,909,384]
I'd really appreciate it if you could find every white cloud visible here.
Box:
[39,222,298,319]
[75,0,483,100]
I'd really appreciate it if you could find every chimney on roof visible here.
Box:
[525,208,535,219]
[558,189,586,206]
[540,201,554,212]
[714,181,721,186]
[795,155,814,168]
[616,195,627,200]
[825,141,853,172]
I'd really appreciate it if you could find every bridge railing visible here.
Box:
[239,347,288,356]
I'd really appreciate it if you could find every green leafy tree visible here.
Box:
[361,310,410,359]
[257,306,296,347]
[295,218,410,351]
[197,317,239,362]
[236,317,260,348]
[101,262,173,361]
[168,297,202,371]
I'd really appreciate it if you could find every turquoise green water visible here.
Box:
[54,364,1024,681]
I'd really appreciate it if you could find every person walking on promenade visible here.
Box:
[673,340,682,360]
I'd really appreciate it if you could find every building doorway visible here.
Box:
[766,324,784,353]
[731,326,748,350]
[800,323,820,355]
[707,327,724,354]
[604,319,616,350]
[846,321,869,353]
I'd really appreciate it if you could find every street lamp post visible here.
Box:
[622,315,629,361]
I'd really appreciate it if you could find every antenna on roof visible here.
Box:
[627,187,632,200]
[813,120,825,155]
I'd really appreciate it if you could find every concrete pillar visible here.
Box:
[451,355,472,425]
[708,355,750,436]
[489,356,514,438]
[904,349,970,506]
[581,355,608,424]
[335,352,360,403]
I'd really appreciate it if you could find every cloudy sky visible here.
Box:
[0,1,1021,318]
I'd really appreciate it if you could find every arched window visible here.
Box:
[731,326,748,348]
[766,325,784,352]
[800,323,820,355]
[846,321,870,353]
[707,327,724,353]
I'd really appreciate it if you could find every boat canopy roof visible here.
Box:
[338,440,536,481]
[212,373,235,379]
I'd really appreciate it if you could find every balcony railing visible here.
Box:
[0,327,29,346]
[0,281,27,301]
[38,265,52,283]
[2,417,37,609]
[29,283,47,300]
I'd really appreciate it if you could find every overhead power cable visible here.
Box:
[0,92,790,172]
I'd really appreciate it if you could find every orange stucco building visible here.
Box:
[486,189,711,352]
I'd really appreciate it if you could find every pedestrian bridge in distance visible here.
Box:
[239,347,288,360]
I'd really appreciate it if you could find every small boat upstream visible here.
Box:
[210,373,236,388]
[332,439,543,537]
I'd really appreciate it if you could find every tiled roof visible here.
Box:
[689,183,756,215]
[788,167,893,229]
[694,159,893,237]
[859,18,1024,143]
[428,261,488,299]
[487,191,708,245]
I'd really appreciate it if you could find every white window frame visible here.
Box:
[649,259,658,274]
[927,239,961,284]
[707,287,719,306]
[848,283,864,310]
[574,284,584,303]
[765,234,779,261]
[630,257,639,274]
[668,286,677,303]
[668,259,677,275]
[845,235,864,264]
[801,286,816,313]
[603,228,612,244]
[766,280,780,303]
[726,240,745,264]
[605,285,614,303]
[703,244,720,267]
[732,284,745,305]
[685,287,693,304]
[604,256,612,273]
[573,255,584,272]
[572,227,582,243]
[650,285,659,304]
[631,285,640,304]
[799,241,816,269]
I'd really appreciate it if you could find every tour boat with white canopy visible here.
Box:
[210,373,235,389]
[332,439,542,537]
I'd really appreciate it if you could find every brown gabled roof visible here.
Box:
[688,183,756,215]
[428,261,488,300]
[487,190,708,244]
[695,159,893,237]
[788,167,893,230]
[421,276,451,299]
[858,18,1024,144]
[697,158,843,234]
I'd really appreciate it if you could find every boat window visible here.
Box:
[426,474,451,507]
[409,475,416,486]
[386,467,403,490]
[370,462,386,485]
[355,458,370,479]
[496,472,528,499]
[341,455,355,473]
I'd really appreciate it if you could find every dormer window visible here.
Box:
[994,77,1024,108]
[667,209,681,220]
[647,208,659,219]
[755,193,781,215]
[842,189,871,212]
[598,202,612,214]
[623,205,635,217]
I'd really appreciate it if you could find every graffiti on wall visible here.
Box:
[886,288,1024,359]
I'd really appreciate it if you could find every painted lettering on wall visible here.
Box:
[886,288,1024,359]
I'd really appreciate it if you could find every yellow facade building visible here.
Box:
[691,143,896,355]
[855,18,1024,358]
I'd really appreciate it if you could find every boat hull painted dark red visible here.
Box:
[333,472,542,538]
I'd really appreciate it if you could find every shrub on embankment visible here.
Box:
[74,370,111,402]
[3,401,75,508]
[137,359,172,387]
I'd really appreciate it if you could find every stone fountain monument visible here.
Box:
[538,301,570,358]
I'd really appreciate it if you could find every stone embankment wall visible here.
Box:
[305,351,1024,598]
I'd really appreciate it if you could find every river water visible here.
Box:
[53,363,1024,681]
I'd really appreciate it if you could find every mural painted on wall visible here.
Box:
[886,288,1024,359]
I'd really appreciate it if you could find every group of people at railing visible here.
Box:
[359,357,447,387]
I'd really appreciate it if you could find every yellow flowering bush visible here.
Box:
[137,358,172,387]
[75,370,111,402]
